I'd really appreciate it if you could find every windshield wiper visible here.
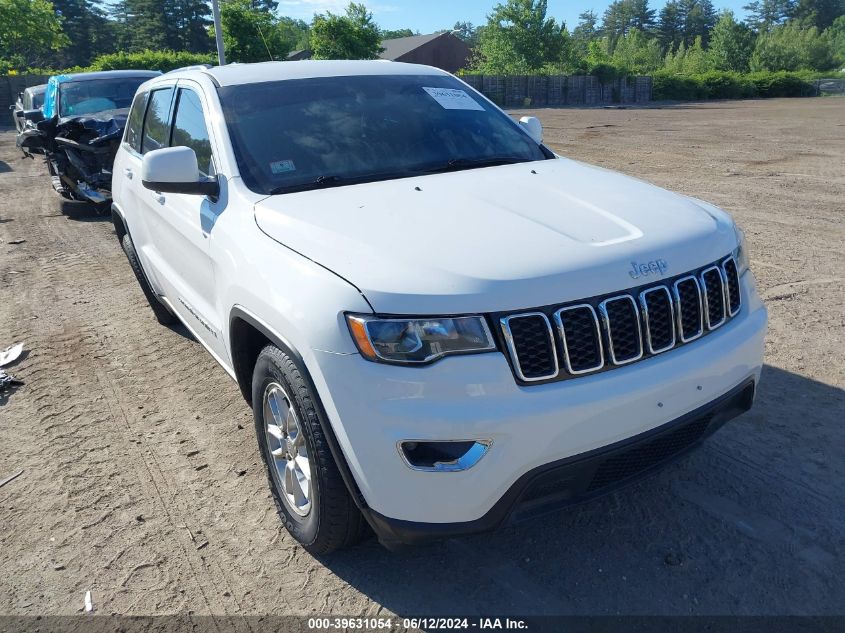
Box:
[269,175,344,195]
[416,156,532,175]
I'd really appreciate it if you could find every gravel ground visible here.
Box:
[0,98,843,618]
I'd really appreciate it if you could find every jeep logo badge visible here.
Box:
[629,259,669,279]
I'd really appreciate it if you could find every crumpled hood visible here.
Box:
[254,158,737,314]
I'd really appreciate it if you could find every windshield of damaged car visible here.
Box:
[59,78,151,117]
[218,74,550,194]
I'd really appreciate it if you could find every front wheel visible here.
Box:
[252,345,369,554]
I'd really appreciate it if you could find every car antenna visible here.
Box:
[256,22,274,61]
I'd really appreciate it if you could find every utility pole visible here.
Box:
[211,0,226,66]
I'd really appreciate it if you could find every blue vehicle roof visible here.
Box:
[42,70,161,118]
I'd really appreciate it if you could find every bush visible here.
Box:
[747,71,811,97]
[85,50,216,73]
[652,71,708,100]
[698,71,755,98]
[653,70,813,100]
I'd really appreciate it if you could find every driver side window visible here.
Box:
[170,88,215,178]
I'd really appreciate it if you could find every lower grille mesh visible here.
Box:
[587,416,711,492]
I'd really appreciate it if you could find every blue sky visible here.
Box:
[277,0,750,32]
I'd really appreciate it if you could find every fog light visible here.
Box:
[399,440,491,472]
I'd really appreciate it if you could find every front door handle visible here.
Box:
[124,167,133,180]
[153,193,165,205]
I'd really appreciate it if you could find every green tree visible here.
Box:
[657,0,684,51]
[278,16,311,51]
[792,0,845,30]
[743,0,796,31]
[679,0,718,46]
[475,0,563,73]
[664,35,713,72]
[750,19,834,69]
[49,0,115,67]
[450,21,479,46]
[827,14,845,66]
[114,0,174,51]
[601,0,656,45]
[171,0,213,53]
[310,2,382,60]
[708,10,755,70]
[381,28,416,40]
[212,0,292,62]
[611,27,664,71]
[0,0,69,66]
[572,9,599,56]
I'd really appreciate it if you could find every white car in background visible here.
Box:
[110,61,767,553]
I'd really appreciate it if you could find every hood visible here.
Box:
[254,158,737,314]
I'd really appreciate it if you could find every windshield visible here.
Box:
[218,74,549,195]
[59,77,150,117]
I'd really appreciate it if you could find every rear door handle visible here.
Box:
[124,167,133,180]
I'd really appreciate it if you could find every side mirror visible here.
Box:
[519,116,543,145]
[23,109,44,122]
[141,146,218,197]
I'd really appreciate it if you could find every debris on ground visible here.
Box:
[7,239,25,245]
[0,470,23,489]
[84,590,93,613]
[0,369,24,391]
[0,343,24,367]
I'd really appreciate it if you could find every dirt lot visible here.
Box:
[0,99,843,618]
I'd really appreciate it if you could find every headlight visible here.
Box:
[732,224,750,275]
[346,314,496,364]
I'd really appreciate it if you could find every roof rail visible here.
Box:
[166,64,213,74]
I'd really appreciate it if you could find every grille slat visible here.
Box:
[640,286,675,354]
[701,266,727,330]
[554,305,604,374]
[500,313,558,381]
[599,295,643,365]
[673,276,704,343]
[500,256,740,385]
[722,257,741,316]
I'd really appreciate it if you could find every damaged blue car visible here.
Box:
[19,70,160,210]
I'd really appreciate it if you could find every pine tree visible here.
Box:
[742,0,796,31]
[657,0,684,51]
[678,0,718,46]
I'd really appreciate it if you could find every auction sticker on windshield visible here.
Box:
[422,87,484,111]
[270,159,296,174]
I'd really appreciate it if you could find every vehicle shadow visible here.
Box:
[60,199,110,222]
[319,364,845,616]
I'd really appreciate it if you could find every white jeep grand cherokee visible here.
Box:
[111,61,767,553]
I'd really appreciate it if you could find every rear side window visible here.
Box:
[125,91,149,153]
[141,87,174,154]
[170,88,214,177]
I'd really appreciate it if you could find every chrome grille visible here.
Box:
[500,313,558,381]
[722,257,741,316]
[554,305,604,374]
[701,266,727,330]
[673,276,704,342]
[639,286,676,354]
[496,255,742,385]
[599,296,643,365]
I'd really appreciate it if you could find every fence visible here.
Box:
[461,75,653,107]
[813,78,845,96]
[0,75,50,116]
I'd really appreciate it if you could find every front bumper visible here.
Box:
[367,378,755,546]
[306,272,767,540]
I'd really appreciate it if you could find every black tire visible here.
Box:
[120,233,179,326]
[252,345,369,554]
